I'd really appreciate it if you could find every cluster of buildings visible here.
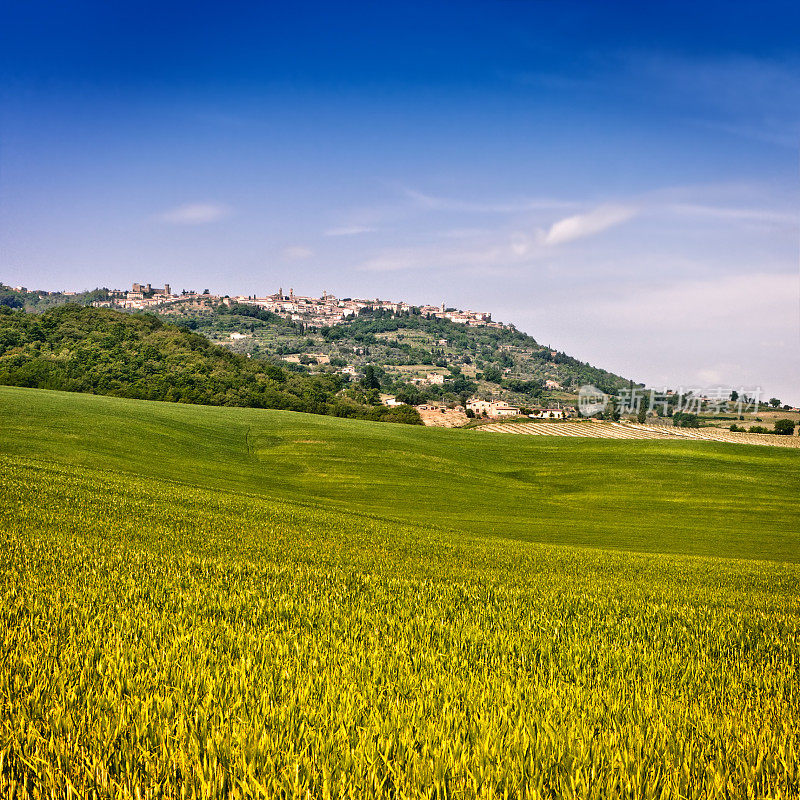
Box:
[93,283,504,328]
[380,395,573,422]
[240,288,411,326]
[12,286,78,297]
[466,399,522,417]
[95,283,183,311]
[465,400,570,419]
[417,303,498,327]
[243,290,502,328]
[406,372,448,386]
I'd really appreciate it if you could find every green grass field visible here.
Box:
[1,386,799,797]
[1,386,799,561]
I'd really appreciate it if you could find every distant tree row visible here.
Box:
[731,419,796,436]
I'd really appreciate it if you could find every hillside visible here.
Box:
[0,305,420,423]
[2,386,798,561]
[1,387,799,796]
[1,283,636,408]
[165,302,636,407]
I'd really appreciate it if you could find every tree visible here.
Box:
[395,385,423,406]
[374,404,422,424]
[773,419,796,436]
[483,366,503,383]
[730,390,739,401]
[637,405,647,424]
[604,396,620,422]
[361,365,380,391]
[0,294,23,309]
[769,397,781,408]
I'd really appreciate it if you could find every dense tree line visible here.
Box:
[0,283,110,311]
[0,306,421,424]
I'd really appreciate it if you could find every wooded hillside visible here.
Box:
[0,305,421,423]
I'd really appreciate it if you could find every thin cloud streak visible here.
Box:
[404,188,576,214]
[158,203,232,225]
[668,203,797,226]
[324,225,376,236]
[357,233,548,273]
[282,245,314,260]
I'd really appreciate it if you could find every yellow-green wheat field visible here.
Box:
[1,453,799,798]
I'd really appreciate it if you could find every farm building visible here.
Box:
[529,408,565,420]
[467,400,521,418]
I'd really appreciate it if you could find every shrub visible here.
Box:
[773,418,796,436]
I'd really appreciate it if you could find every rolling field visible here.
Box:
[1,386,799,561]
[1,386,799,797]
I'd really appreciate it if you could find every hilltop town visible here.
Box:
[91,283,505,329]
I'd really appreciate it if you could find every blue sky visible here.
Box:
[2,1,799,402]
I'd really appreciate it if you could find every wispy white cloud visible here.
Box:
[354,182,795,279]
[667,203,796,226]
[404,188,575,214]
[282,245,314,260]
[357,232,545,273]
[439,228,494,239]
[324,225,376,236]
[159,202,232,225]
[542,204,637,246]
